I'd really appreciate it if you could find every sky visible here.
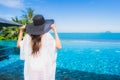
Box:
[0,0,120,33]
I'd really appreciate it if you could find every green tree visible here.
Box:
[11,16,19,23]
[0,8,35,40]
[0,27,19,40]
[22,8,34,23]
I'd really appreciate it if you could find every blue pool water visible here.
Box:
[0,40,120,76]
[57,40,120,75]
[0,41,20,68]
[0,33,120,79]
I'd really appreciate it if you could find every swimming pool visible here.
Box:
[0,40,120,80]
[57,40,120,75]
[0,41,20,68]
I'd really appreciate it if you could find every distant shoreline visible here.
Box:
[62,39,120,43]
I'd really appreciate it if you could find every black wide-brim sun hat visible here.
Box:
[25,19,54,35]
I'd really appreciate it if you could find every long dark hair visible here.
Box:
[30,35,42,55]
[30,15,45,55]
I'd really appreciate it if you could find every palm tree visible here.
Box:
[21,18,29,25]
[22,8,34,23]
[0,8,35,40]
[0,26,20,40]
[12,8,34,24]
[11,16,19,23]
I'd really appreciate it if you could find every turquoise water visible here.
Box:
[0,33,120,79]
[57,40,120,75]
[0,41,19,68]
[57,33,120,41]
[0,40,120,75]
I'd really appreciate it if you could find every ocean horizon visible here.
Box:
[50,33,120,42]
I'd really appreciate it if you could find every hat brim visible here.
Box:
[26,19,54,35]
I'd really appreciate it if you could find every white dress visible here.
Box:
[20,32,57,80]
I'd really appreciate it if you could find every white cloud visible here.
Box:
[0,0,24,8]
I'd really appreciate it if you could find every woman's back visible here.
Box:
[20,32,57,80]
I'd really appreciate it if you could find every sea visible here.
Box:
[56,33,120,42]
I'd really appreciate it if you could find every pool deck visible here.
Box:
[0,60,120,80]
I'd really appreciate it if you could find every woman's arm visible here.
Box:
[17,25,26,48]
[51,24,62,49]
